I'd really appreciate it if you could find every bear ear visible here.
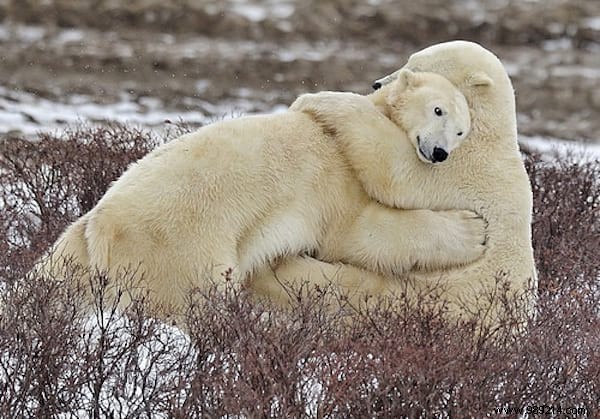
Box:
[396,69,421,90]
[467,71,494,87]
[373,71,399,90]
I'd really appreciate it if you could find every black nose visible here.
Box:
[372,81,382,90]
[432,147,448,163]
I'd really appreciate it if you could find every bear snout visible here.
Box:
[432,147,448,163]
[372,81,382,90]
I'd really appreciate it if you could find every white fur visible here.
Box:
[40,71,484,312]
[389,69,471,163]
[250,41,537,327]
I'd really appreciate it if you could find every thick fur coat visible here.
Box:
[250,41,537,327]
[40,70,483,312]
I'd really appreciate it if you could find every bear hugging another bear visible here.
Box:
[38,41,536,330]
[251,41,537,329]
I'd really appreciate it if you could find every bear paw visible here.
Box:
[434,209,487,268]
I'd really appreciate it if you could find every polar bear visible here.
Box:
[249,41,537,328]
[40,70,483,312]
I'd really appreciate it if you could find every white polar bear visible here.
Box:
[41,70,483,312]
[250,41,537,328]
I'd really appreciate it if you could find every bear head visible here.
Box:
[374,41,516,143]
[386,69,471,164]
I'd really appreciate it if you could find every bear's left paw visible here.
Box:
[290,91,373,116]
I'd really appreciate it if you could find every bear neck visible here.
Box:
[464,90,519,156]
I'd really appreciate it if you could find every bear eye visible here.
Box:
[457,131,463,136]
[434,107,443,116]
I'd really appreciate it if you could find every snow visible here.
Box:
[195,79,211,94]
[541,37,572,51]
[520,135,600,161]
[0,24,45,43]
[581,16,600,31]
[145,35,372,63]
[0,85,280,135]
[0,23,86,45]
[297,356,326,417]
[270,3,295,19]
[0,87,199,133]
[53,28,85,44]
[551,66,600,79]
[230,1,295,21]
[231,3,267,22]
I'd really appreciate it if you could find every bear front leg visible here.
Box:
[290,91,388,133]
[290,91,416,208]
[290,91,373,113]
[331,203,486,275]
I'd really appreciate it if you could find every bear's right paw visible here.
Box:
[440,209,487,266]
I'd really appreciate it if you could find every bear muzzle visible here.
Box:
[417,136,449,164]
[432,147,448,163]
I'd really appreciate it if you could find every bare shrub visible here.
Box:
[0,124,159,276]
[1,126,598,417]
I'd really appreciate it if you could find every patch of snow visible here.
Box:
[195,79,211,94]
[581,16,600,31]
[0,24,45,43]
[271,3,295,19]
[0,307,198,419]
[77,312,195,418]
[230,1,294,21]
[276,42,355,62]
[0,82,293,135]
[520,135,600,161]
[0,111,28,126]
[550,65,600,79]
[54,28,85,44]
[144,35,372,65]
[137,96,162,109]
[235,87,255,98]
[542,38,573,51]
[270,104,289,114]
[231,3,267,22]
[300,375,324,418]
[297,356,326,417]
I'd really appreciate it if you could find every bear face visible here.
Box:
[374,41,516,142]
[386,69,471,164]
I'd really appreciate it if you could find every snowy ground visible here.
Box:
[0,0,598,144]
[521,136,600,160]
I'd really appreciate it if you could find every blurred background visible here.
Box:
[0,0,598,145]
